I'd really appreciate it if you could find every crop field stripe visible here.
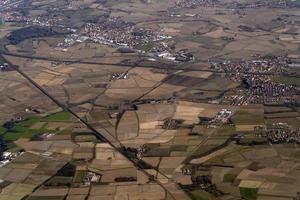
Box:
[3,57,185,200]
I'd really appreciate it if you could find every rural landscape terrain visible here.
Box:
[0,0,300,200]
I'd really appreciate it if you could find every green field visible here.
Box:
[0,112,73,142]
[0,111,74,148]
[1,117,47,141]
[4,129,43,141]
[43,111,72,121]
[0,126,6,134]
[240,187,258,200]
[15,117,40,127]
[223,173,236,183]
[272,76,300,87]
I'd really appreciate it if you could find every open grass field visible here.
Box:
[240,187,258,200]
[223,173,237,183]
[1,117,48,141]
[43,112,73,121]
[4,129,43,141]
[0,109,77,152]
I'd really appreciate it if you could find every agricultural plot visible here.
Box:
[0,110,78,152]
[0,69,58,125]
[0,0,300,200]
[0,152,68,200]
[192,143,300,200]
[231,105,265,126]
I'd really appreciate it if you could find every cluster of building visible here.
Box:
[212,57,300,104]
[249,76,300,104]
[24,106,41,114]
[83,16,170,48]
[137,144,150,159]
[170,0,298,10]
[172,0,218,9]
[168,13,200,18]
[153,47,194,62]
[162,118,183,129]
[0,151,23,167]
[0,11,63,27]
[202,109,233,128]
[0,62,9,71]
[56,33,88,51]
[211,57,288,76]
[82,171,101,186]
[110,72,129,81]
[39,133,55,140]
[0,0,24,11]
[191,175,222,197]
[227,0,299,9]
[2,10,194,62]
[171,0,293,10]
[254,126,300,144]
[82,16,194,62]
[2,116,24,130]
[214,109,232,123]
[0,0,10,6]
[221,89,249,106]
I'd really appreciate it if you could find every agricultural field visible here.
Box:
[0,151,69,200]
[0,0,300,199]
[0,111,76,151]
[231,105,265,126]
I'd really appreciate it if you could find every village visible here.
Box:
[1,9,195,62]
[171,0,299,10]
[212,56,300,104]
[254,125,300,144]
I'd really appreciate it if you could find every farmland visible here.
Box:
[0,0,299,199]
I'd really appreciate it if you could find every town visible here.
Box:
[254,125,300,144]
[212,56,300,104]
[171,0,300,10]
